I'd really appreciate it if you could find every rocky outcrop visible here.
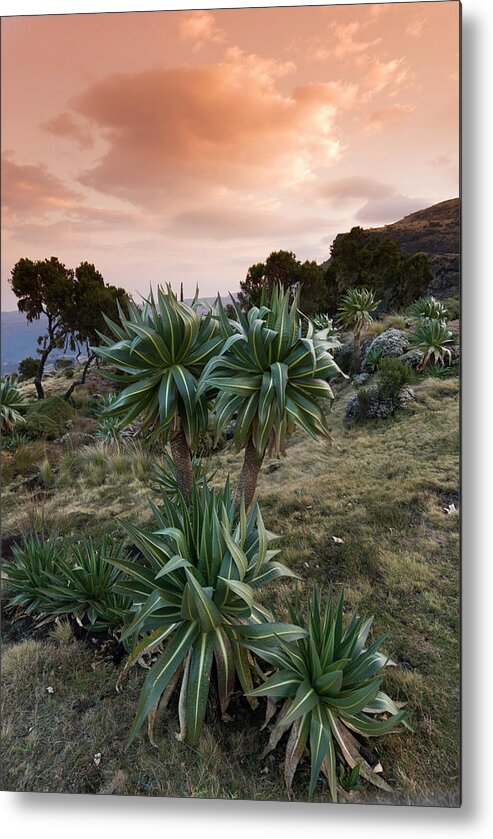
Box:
[345,384,415,421]
[364,329,410,364]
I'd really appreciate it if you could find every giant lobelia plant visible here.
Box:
[198,285,343,509]
[238,588,410,800]
[337,287,379,373]
[106,480,302,747]
[92,286,224,501]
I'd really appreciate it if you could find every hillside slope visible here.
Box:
[371,198,460,299]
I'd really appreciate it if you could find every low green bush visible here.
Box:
[24,412,60,440]
[377,357,416,400]
[442,296,460,321]
[18,357,39,381]
[25,396,73,439]
[354,387,371,422]
[26,395,73,423]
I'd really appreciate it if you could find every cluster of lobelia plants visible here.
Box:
[3,284,410,802]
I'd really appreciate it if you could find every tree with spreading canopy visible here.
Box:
[8,257,128,399]
[324,227,432,314]
[238,251,327,316]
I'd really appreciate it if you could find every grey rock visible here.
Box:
[334,336,373,374]
[345,384,415,421]
[400,348,424,369]
[353,373,370,386]
[365,328,410,362]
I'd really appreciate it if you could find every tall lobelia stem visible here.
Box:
[235,435,263,510]
[169,426,194,503]
[353,326,362,373]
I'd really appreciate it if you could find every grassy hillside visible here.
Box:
[1,362,460,805]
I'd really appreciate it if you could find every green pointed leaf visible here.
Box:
[186,631,215,745]
[126,620,199,747]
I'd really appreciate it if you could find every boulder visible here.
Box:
[334,336,373,374]
[400,348,424,369]
[353,373,370,387]
[364,329,410,363]
[345,384,415,421]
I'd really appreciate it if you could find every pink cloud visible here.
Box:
[1,155,82,219]
[66,51,344,210]
[360,103,415,134]
[329,20,382,59]
[42,112,94,150]
[179,11,226,51]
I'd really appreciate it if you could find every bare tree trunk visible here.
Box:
[34,348,50,400]
[169,426,194,503]
[63,353,95,401]
[235,435,263,510]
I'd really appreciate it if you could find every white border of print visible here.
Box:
[1,1,492,838]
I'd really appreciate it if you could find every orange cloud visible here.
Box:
[406,15,427,37]
[360,103,415,133]
[329,20,382,59]
[1,155,82,218]
[43,112,94,149]
[68,50,344,210]
[317,176,394,203]
[179,11,226,50]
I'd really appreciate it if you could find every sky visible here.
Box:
[1,1,460,310]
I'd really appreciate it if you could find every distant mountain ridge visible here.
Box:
[370,198,460,299]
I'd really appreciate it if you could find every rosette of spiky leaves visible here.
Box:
[3,534,62,616]
[105,480,301,748]
[152,451,213,502]
[239,589,410,800]
[1,376,27,432]
[41,538,132,633]
[337,288,379,373]
[308,314,341,349]
[198,286,342,506]
[95,392,133,442]
[3,535,132,633]
[409,296,448,321]
[91,286,224,449]
[410,318,453,369]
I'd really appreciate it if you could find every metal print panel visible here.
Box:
[1,1,460,807]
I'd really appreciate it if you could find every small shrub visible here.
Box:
[26,395,73,424]
[442,296,460,320]
[24,412,60,441]
[241,589,410,800]
[64,368,75,379]
[377,358,416,400]
[18,357,39,381]
[354,387,371,421]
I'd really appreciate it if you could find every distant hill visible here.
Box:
[371,198,460,299]
[0,311,77,375]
